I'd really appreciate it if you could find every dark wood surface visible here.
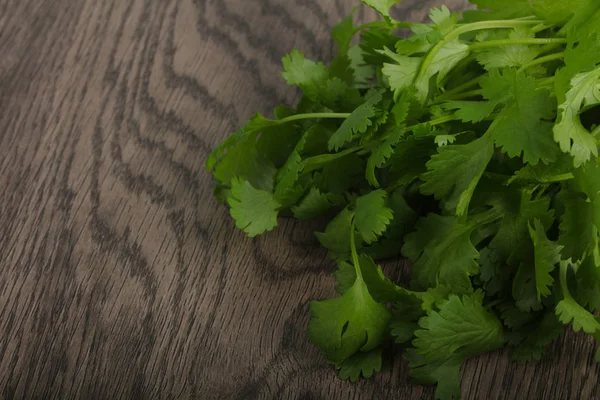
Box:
[1,0,599,398]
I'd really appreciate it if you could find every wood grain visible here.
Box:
[0,0,598,399]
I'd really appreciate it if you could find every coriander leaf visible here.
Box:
[309,248,391,362]
[291,187,341,220]
[364,188,417,260]
[227,178,280,237]
[355,190,394,244]
[316,153,365,194]
[386,136,436,187]
[337,348,383,382]
[361,0,401,20]
[554,66,600,167]
[512,262,543,312]
[474,28,540,70]
[366,91,411,187]
[421,134,494,216]
[282,49,329,101]
[319,78,363,111]
[529,219,563,301]
[380,48,422,95]
[274,149,306,207]
[316,207,358,260]
[402,213,480,292]
[405,350,462,400]
[556,261,600,333]
[335,260,357,294]
[442,100,496,123]
[576,254,600,311]
[366,125,406,187]
[213,120,278,191]
[348,45,376,88]
[558,193,595,262]
[414,41,471,102]
[573,162,600,230]
[328,90,384,151]
[429,6,458,35]
[509,153,575,184]
[358,253,414,303]
[465,0,532,20]
[390,319,419,344]
[531,0,590,24]
[485,69,558,165]
[475,186,554,265]
[413,294,504,361]
[509,311,564,363]
[332,13,355,54]
[556,296,600,333]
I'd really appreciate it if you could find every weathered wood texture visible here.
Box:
[1,0,598,399]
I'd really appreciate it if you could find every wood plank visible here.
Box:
[0,0,598,398]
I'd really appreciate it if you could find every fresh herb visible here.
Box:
[207,1,600,398]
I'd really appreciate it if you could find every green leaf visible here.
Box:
[358,253,414,303]
[556,261,600,333]
[308,267,391,362]
[402,213,480,292]
[443,100,497,123]
[558,193,595,262]
[405,350,462,400]
[291,187,341,220]
[364,188,417,260]
[554,66,600,167]
[361,0,401,20]
[556,296,600,333]
[486,70,558,165]
[413,294,504,361]
[509,311,564,363]
[335,260,357,294]
[380,48,422,95]
[366,92,411,187]
[531,0,590,24]
[512,262,543,312]
[227,178,280,237]
[476,186,554,265]
[355,190,394,244]
[529,219,563,301]
[328,90,384,151]
[414,41,470,102]
[474,28,540,70]
[282,49,329,101]
[421,134,494,216]
[316,208,357,260]
[337,348,383,382]
[212,118,278,191]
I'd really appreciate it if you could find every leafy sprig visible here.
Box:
[208,1,600,398]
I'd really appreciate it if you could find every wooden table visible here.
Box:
[1,0,599,398]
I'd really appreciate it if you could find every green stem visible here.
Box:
[440,76,483,99]
[468,207,503,227]
[302,146,365,171]
[416,20,543,83]
[442,89,484,101]
[469,38,567,51]
[530,23,553,34]
[484,299,503,310]
[559,261,571,297]
[537,76,556,88]
[519,52,565,72]
[278,112,351,124]
[541,173,575,183]
[349,220,363,280]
